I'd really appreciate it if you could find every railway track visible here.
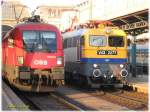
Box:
[22,86,148,110]
[18,92,81,111]
[66,84,148,110]
[68,85,148,110]
[4,80,81,111]
[4,79,148,111]
[110,90,148,104]
[89,89,148,110]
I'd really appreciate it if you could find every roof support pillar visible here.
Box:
[131,35,136,77]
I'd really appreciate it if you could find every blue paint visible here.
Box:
[80,58,127,63]
[131,43,136,77]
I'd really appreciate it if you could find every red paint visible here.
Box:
[2,23,64,69]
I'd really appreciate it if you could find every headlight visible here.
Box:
[57,57,63,65]
[120,64,124,68]
[110,74,114,78]
[103,74,107,78]
[105,28,111,34]
[93,64,98,68]
[120,69,128,77]
[17,56,24,65]
[93,69,102,77]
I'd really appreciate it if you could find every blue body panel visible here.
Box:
[80,58,127,63]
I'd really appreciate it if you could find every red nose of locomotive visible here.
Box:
[23,53,63,69]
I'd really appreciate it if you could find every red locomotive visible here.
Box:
[2,16,64,92]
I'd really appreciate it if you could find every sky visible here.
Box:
[22,0,84,11]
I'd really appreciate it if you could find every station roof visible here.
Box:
[109,9,148,36]
[2,25,13,33]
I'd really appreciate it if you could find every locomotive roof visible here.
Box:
[14,22,58,29]
[62,29,87,39]
[62,27,126,39]
[2,23,59,40]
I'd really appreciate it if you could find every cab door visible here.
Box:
[77,38,81,61]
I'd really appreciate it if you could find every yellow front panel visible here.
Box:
[82,48,127,59]
[81,27,128,59]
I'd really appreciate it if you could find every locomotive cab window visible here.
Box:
[109,36,124,47]
[89,35,106,47]
[23,31,36,50]
[40,31,56,52]
[23,31,56,52]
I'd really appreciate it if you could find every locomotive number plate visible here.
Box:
[97,50,117,55]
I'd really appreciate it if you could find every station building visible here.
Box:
[1,0,30,32]
[34,5,79,30]
[76,0,148,21]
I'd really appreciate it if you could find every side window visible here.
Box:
[70,38,73,47]
[64,37,81,48]
[63,39,67,48]
[8,33,14,48]
[72,37,80,47]
[67,38,72,48]
[73,37,78,47]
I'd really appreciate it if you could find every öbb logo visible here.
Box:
[33,60,48,65]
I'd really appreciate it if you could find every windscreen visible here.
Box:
[89,35,106,47]
[109,36,124,47]
[23,31,56,52]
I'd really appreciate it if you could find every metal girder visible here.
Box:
[119,18,129,24]
[109,9,148,22]
[133,15,145,21]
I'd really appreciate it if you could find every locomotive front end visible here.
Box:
[2,22,64,92]
[17,26,64,91]
[81,27,129,87]
[63,21,129,88]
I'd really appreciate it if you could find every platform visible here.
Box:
[127,75,148,94]
[2,81,29,111]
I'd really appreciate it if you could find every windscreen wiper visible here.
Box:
[30,32,40,52]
